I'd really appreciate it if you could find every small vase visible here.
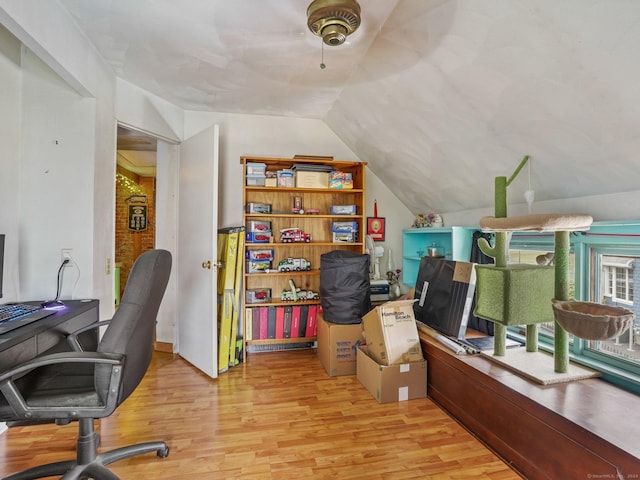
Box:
[389,283,401,300]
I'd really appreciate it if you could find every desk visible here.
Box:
[0,299,99,371]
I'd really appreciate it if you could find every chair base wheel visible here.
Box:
[157,445,170,458]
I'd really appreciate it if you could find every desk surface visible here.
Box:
[0,299,99,370]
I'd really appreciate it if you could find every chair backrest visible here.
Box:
[95,249,172,404]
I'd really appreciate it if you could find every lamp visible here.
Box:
[307,0,361,46]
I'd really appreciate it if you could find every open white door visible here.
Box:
[176,124,219,378]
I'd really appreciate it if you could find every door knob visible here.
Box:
[202,260,211,269]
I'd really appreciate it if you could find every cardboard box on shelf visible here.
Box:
[332,232,357,243]
[246,220,272,232]
[245,231,272,244]
[246,260,271,273]
[296,171,329,189]
[317,314,364,376]
[246,202,272,214]
[331,221,358,233]
[265,171,278,188]
[362,299,424,366]
[329,171,353,189]
[356,346,427,403]
[330,204,357,215]
[245,288,272,304]
[246,249,274,262]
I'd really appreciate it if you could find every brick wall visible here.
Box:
[115,170,155,303]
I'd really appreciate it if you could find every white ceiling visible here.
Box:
[60,0,640,216]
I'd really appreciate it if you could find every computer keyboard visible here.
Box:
[0,303,43,323]
[0,303,56,334]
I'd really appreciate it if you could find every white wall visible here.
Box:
[0,24,22,301]
[0,1,117,321]
[364,173,414,290]
[116,78,183,143]
[18,48,95,301]
[0,23,98,304]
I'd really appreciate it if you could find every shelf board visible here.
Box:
[246,242,363,247]
[245,186,364,194]
[246,336,317,346]
[245,270,320,277]
[246,213,363,219]
[244,301,321,308]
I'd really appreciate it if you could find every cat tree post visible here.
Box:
[554,230,570,373]
[477,158,530,356]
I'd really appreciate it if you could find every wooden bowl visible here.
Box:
[552,300,634,340]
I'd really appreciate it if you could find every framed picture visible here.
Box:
[367,217,385,242]
[128,204,148,232]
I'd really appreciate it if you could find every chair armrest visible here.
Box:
[0,352,125,421]
[67,319,112,351]
[0,351,123,384]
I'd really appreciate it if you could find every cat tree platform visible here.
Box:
[479,213,594,232]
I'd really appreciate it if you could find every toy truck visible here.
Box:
[280,289,319,301]
[277,257,311,272]
[279,227,312,243]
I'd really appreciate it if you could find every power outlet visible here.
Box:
[61,248,73,266]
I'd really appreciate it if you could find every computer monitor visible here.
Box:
[0,234,4,299]
[412,257,477,340]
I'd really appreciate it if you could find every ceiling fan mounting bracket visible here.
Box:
[307,0,361,46]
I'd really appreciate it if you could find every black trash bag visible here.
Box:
[320,250,371,324]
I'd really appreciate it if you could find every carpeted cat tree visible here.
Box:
[474,155,600,373]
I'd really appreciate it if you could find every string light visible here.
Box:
[116,173,145,195]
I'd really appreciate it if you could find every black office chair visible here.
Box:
[0,249,172,480]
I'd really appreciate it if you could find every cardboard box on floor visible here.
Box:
[362,299,424,366]
[356,346,427,403]
[317,314,364,376]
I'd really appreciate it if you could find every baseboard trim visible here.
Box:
[154,341,173,353]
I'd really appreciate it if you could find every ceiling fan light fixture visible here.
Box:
[321,23,348,46]
[307,0,361,46]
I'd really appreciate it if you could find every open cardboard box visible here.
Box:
[356,346,427,403]
[362,299,424,366]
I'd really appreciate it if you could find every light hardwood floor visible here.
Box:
[0,350,523,479]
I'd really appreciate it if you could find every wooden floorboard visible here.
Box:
[0,350,522,479]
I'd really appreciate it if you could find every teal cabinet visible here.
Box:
[402,226,477,288]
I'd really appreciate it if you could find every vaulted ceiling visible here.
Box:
[60,0,640,216]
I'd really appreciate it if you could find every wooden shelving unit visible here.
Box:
[241,156,366,355]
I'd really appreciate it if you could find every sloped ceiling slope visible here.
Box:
[60,0,640,216]
[327,0,640,215]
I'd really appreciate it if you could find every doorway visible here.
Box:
[115,126,158,305]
